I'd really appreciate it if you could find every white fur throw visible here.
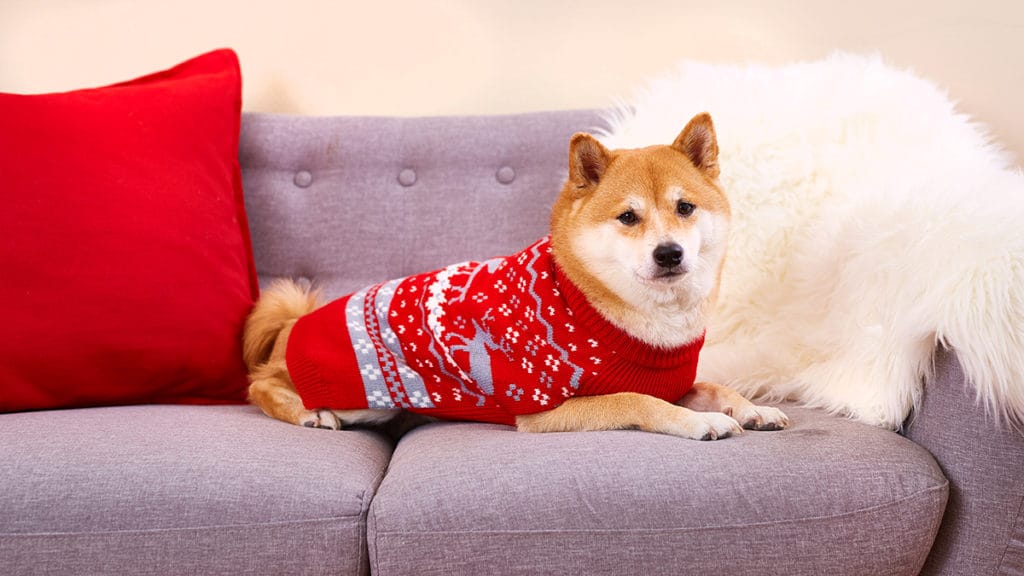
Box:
[601,53,1024,429]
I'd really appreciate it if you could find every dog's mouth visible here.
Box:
[640,265,688,285]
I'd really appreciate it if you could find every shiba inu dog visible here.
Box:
[244,113,789,440]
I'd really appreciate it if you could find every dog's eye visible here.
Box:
[677,201,696,217]
[617,210,640,226]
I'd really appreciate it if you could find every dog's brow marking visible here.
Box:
[619,196,644,216]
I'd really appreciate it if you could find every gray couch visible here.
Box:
[2,110,1021,576]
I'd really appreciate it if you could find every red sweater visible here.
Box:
[286,237,704,426]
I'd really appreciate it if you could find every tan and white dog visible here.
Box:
[244,113,789,440]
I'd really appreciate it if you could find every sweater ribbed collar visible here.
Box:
[551,256,704,370]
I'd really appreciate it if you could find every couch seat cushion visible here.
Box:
[368,405,947,576]
[0,405,392,576]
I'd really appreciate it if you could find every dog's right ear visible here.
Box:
[568,133,611,192]
[672,112,720,180]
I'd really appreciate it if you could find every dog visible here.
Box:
[243,112,790,440]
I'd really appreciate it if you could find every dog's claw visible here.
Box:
[300,409,342,430]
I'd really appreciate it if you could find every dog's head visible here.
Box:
[551,113,730,345]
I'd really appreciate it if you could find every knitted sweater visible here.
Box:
[286,237,704,426]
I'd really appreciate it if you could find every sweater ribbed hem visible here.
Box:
[553,264,704,370]
[285,325,335,410]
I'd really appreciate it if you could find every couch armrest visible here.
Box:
[902,346,1024,576]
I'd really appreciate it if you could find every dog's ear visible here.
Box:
[672,113,720,180]
[568,133,611,191]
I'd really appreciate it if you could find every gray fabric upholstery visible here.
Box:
[904,347,1024,576]
[0,405,392,575]
[240,110,609,300]
[369,407,947,576]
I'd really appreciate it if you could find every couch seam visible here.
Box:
[355,489,367,576]
[372,481,948,536]
[0,514,359,538]
[996,489,1024,575]
[358,465,389,576]
[367,454,397,576]
[370,491,383,576]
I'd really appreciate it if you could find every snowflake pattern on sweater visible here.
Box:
[286,237,705,426]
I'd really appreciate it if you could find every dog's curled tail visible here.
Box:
[243,279,321,371]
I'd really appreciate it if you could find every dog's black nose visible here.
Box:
[653,242,684,269]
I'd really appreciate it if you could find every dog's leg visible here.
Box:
[515,392,743,440]
[248,362,401,430]
[679,382,790,431]
[247,320,400,430]
[248,360,343,429]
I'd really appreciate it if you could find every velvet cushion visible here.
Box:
[0,49,257,411]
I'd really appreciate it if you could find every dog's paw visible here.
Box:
[300,409,342,430]
[666,410,743,441]
[695,412,744,440]
[733,405,790,431]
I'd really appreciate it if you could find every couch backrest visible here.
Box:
[239,110,609,299]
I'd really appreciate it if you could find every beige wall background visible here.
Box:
[2,0,1022,163]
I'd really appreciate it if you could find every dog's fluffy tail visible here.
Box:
[243,279,321,371]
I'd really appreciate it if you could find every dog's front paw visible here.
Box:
[695,412,744,440]
[733,405,790,431]
[300,409,342,430]
[665,410,743,441]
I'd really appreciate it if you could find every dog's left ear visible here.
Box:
[672,113,720,180]
[568,133,611,191]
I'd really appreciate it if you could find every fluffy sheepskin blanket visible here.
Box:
[600,53,1024,429]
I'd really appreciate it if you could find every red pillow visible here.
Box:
[0,49,258,412]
